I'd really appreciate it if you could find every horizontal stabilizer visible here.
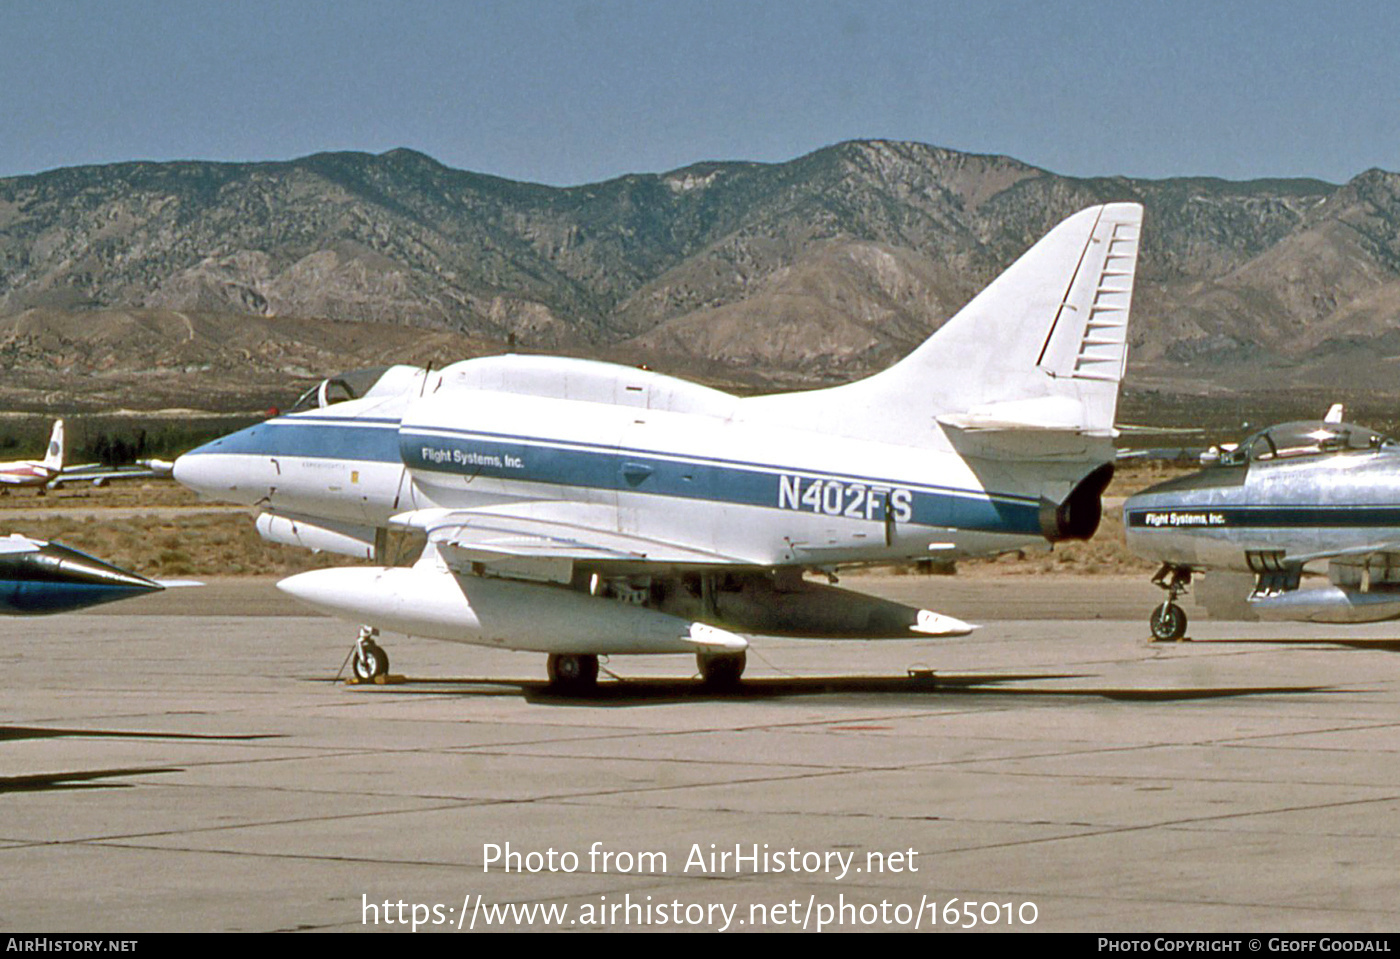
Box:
[937,396,1109,434]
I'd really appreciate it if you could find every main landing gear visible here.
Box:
[542,651,748,693]
[341,633,749,694]
[353,626,390,681]
[1149,564,1191,642]
[696,650,746,688]
[546,653,599,694]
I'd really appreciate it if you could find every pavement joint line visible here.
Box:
[913,791,1400,856]
[0,767,869,848]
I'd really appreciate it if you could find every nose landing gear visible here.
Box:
[1149,564,1191,642]
[352,626,391,681]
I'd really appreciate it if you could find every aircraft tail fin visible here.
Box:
[42,420,64,473]
[755,203,1143,443]
[897,202,1141,436]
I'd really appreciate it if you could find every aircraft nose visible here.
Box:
[172,451,229,498]
[171,451,202,492]
[173,443,277,506]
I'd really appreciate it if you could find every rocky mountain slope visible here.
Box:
[2,140,1398,408]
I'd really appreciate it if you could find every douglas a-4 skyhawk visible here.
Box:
[173,203,1143,691]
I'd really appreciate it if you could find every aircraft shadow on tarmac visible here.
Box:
[0,726,278,743]
[1174,636,1400,653]
[0,727,279,793]
[340,672,1338,708]
[0,765,184,793]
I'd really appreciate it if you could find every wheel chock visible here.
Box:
[345,673,405,686]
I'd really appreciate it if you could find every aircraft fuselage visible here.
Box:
[1125,449,1400,572]
[177,356,1110,570]
[1125,418,1400,631]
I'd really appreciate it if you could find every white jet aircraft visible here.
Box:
[174,203,1143,691]
[0,420,64,493]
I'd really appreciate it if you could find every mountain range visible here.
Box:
[3,140,1399,415]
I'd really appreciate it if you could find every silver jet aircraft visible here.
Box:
[173,202,1143,691]
[1125,408,1400,640]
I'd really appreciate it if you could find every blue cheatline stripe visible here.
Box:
[400,428,1043,536]
[188,421,403,462]
[189,417,1047,536]
[1126,506,1400,529]
[403,424,1042,507]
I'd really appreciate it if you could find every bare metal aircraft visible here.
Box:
[1125,407,1400,640]
[173,203,1143,691]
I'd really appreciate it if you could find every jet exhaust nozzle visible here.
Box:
[1040,463,1114,542]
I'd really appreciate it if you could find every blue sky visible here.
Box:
[3,0,1396,186]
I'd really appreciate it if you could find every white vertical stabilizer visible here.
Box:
[743,203,1143,445]
[42,420,64,473]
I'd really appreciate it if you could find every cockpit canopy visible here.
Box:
[290,366,426,412]
[1212,420,1394,467]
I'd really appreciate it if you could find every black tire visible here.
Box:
[353,643,390,680]
[697,650,746,687]
[547,653,599,692]
[1150,602,1187,642]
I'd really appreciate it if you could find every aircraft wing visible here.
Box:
[48,461,175,488]
[390,507,743,567]
[387,507,973,639]
[1280,541,1400,568]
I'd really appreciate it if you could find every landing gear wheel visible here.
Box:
[547,653,599,693]
[1149,564,1192,642]
[1150,601,1187,642]
[353,642,390,680]
[697,650,746,688]
[352,626,389,680]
